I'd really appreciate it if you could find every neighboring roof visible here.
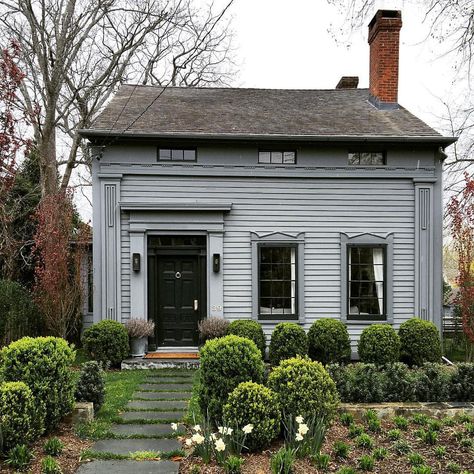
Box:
[80,85,455,144]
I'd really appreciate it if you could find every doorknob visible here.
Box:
[194,299,199,311]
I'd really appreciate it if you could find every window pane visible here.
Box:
[171,149,184,160]
[359,153,374,165]
[259,151,271,163]
[283,151,295,164]
[348,153,359,165]
[348,246,385,317]
[183,149,196,161]
[159,149,171,160]
[271,151,283,164]
[259,245,297,317]
[371,153,384,165]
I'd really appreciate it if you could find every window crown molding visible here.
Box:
[251,231,304,242]
[341,232,394,245]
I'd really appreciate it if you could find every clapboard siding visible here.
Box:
[119,175,415,340]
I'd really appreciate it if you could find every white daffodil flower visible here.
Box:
[295,416,304,424]
[295,433,304,441]
[192,433,205,445]
[193,424,201,432]
[215,438,226,452]
[242,424,254,434]
[171,423,178,431]
[298,423,309,435]
[185,438,193,446]
[218,426,224,434]
[211,433,218,440]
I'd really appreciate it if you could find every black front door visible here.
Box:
[149,254,203,346]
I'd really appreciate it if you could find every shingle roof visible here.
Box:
[80,85,453,143]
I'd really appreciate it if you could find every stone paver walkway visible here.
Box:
[77,370,195,474]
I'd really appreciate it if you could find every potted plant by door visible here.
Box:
[125,318,155,357]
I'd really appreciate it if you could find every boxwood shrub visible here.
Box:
[82,320,129,367]
[0,381,45,452]
[269,322,308,365]
[227,320,266,358]
[223,381,280,451]
[268,357,339,421]
[75,361,105,413]
[308,318,351,364]
[399,318,442,366]
[198,335,264,423]
[0,337,75,431]
[358,324,400,365]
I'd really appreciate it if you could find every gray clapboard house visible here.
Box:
[80,10,455,352]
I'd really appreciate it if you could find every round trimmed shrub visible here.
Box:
[358,324,400,365]
[0,279,41,346]
[227,320,266,358]
[0,337,75,431]
[75,361,105,413]
[223,381,281,451]
[269,323,308,365]
[0,382,45,452]
[198,335,265,423]
[308,319,351,364]
[399,318,442,366]
[268,357,339,421]
[82,320,129,367]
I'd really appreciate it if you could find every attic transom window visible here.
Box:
[348,152,385,166]
[158,148,196,162]
[259,150,296,164]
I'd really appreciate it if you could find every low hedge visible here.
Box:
[198,335,265,423]
[0,381,44,452]
[269,322,308,365]
[227,320,266,358]
[399,318,442,366]
[308,318,351,364]
[0,337,75,431]
[358,324,400,365]
[223,382,280,451]
[326,362,473,403]
[82,320,129,367]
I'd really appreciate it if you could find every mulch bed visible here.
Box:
[0,422,93,474]
[179,418,474,473]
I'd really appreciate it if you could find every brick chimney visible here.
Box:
[368,10,402,108]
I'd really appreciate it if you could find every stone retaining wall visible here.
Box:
[339,402,474,420]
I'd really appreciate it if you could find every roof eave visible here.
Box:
[78,129,457,146]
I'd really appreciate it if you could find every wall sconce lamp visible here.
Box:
[213,253,220,273]
[132,253,141,272]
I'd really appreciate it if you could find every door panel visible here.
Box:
[153,255,201,346]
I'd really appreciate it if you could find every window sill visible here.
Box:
[258,314,299,321]
[346,316,388,325]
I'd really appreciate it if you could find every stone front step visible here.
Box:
[77,460,179,474]
[90,438,181,455]
[133,391,192,400]
[138,384,192,392]
[121,411,185,422]
[109,423,183,437]
[139,383,193,391]
[127,400,188,410]
[144,379,194,386]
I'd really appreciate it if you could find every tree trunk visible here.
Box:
[38,126,58,196]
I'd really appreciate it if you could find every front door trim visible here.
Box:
[147,235,207,348]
